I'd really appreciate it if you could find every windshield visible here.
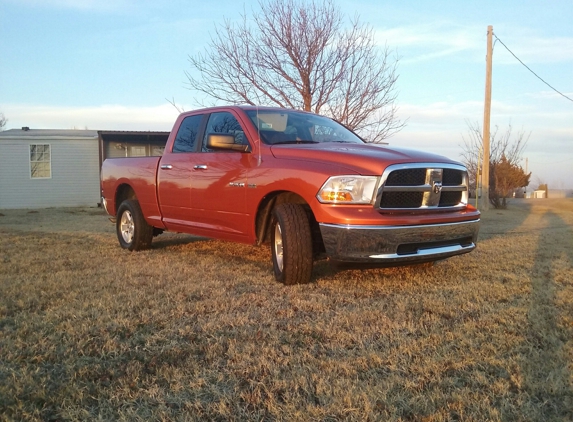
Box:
[245,109,364,145]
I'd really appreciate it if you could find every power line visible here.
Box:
[493,33,573,103]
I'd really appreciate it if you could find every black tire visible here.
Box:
[271,203,313,285]
[116,199,153,251]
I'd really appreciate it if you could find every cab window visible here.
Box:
[202,112,247,152]
[173,115,203,153]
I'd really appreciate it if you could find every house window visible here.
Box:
[130,146,147,157]
[30,144,51,178]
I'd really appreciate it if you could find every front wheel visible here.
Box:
[271,203,313,285]
[116,199,153,251]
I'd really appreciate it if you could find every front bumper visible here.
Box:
[319,219,480,264]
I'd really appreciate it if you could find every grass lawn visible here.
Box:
[1,199,572,421]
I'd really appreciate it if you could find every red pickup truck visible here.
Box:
[101,106,480,284]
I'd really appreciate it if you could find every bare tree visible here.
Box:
[460,121,531,208]
[0,112,6,131]
[166,97,186,114]
[186,0,404,142]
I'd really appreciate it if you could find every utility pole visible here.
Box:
[481,25,493,211]
[524,157,528,196]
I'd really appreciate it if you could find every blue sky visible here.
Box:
[1,0,572,188]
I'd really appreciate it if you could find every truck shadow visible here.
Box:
[518,208,573,419]
[152,234,274,275]
[476,199,533,242]
[151,233,208,249]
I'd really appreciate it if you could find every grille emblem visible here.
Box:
[423,169,443,207]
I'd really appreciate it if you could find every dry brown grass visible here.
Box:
[1,200,572,421]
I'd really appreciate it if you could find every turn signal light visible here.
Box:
[319,191,353,202]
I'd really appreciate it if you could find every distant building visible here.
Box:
[546,189,573,199]
[0,128,168,209]
[523,188,573,199]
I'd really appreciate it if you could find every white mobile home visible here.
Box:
[0,128,101,209]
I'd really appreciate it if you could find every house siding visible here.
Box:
[0,137,100,209]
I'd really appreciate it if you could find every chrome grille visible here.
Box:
[376,163,468,212]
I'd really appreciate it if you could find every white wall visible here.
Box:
[0,137,100,209]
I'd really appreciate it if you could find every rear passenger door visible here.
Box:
[157,113,205,231]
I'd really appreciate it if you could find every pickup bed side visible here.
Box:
[101,156,166,229]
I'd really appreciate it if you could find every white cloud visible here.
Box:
[2,103,185,131]
[375,22,573,65]
[492,28,573,64]
[374,23,482,63]
[376,23,478,49]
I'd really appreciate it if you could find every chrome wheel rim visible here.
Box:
[274,223,284,271]
[120,210,135,244]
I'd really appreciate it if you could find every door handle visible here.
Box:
[160,164,173,170]
[193,165,208,170]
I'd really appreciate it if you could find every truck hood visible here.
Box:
[269,142,461,175]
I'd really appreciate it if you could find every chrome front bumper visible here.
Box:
[319,219,480,264]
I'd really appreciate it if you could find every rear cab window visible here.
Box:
[172,115,203,153]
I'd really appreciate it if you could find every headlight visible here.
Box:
[317,176,379,204]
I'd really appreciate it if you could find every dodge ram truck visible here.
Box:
[101,106,480,285]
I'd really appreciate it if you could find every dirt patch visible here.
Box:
[0,206,112,234]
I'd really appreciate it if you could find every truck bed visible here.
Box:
[101,156,164,228]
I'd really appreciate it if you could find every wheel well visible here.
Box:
[114,184,136,215]
[256,192,325,257]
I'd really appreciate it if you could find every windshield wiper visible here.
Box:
[272,140,319,145]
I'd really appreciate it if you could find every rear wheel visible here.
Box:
[116,199,153,251]
[271,203,313,285]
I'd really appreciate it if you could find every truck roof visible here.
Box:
[179,105,317,117]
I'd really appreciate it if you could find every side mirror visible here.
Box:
[207,133,251,152]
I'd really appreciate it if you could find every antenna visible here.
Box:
[256,106,262,166]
